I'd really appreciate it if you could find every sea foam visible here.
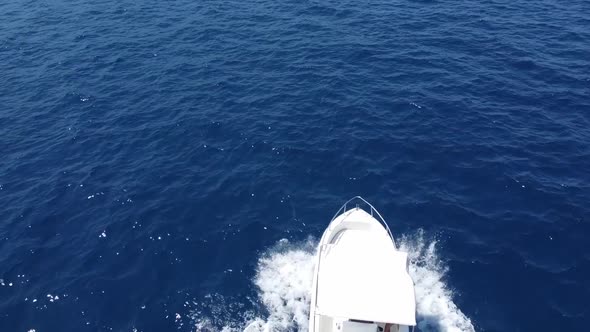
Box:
[192,232,474,332]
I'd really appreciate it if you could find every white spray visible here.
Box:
[191,232,474,332]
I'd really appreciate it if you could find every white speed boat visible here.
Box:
[309,197,416,332]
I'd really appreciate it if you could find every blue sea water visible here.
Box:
[1,0,590,331]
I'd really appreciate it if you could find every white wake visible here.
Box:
[191,232,474,332]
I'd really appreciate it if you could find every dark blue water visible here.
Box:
[2,0,589,331]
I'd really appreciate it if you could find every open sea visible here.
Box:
[1,0,589,331]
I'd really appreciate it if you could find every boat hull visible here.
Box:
[309,198,416,332]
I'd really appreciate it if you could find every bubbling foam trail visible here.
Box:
[398,231,475,332]
[244,238,315,332]
[192,232,474,332]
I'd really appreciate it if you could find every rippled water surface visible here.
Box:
[1,0,589,331]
